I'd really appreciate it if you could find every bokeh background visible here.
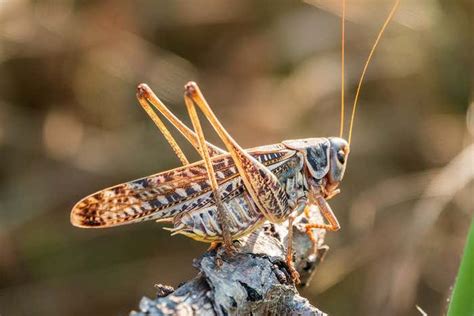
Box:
[0,0,472,315]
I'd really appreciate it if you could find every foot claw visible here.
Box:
[215,254,224,267]
[212,242,237,268]
[289,267,301,284]
[286,255,301,285]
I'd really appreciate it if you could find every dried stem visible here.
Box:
[130,207,330,315]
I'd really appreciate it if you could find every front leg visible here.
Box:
[303,191,340,256]
[305,195,341,232]
[286,213,300,284]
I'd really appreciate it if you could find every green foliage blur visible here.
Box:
[0,0,471,315]
[448,218,474,316]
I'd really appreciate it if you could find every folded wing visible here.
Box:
[71,147,294,228]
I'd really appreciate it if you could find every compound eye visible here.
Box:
[337,150,346,164]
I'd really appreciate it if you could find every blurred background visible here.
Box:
[0,0,472,315]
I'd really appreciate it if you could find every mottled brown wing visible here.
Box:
[70,145,295,228]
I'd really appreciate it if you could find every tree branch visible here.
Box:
[130,207,329,315]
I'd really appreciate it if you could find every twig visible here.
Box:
[130,207,330,315]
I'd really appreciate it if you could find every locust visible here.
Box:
[70,0,400,283]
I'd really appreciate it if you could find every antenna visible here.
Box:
[347,0,400,145]
[339,0,346,138]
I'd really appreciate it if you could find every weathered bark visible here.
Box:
[130,207,329,315]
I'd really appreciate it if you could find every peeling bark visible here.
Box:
[131,207,329,316]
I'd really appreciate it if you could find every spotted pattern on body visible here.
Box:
[169,155,306,241]
[71,146,295,228]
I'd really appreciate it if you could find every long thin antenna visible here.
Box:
[347,0,400,145]
[339,0,346,138]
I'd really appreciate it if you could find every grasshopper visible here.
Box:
[70,0,399,283]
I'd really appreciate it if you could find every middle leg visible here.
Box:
[286,213,300,284]
[303,195,341,257]
[305,195,340,232]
